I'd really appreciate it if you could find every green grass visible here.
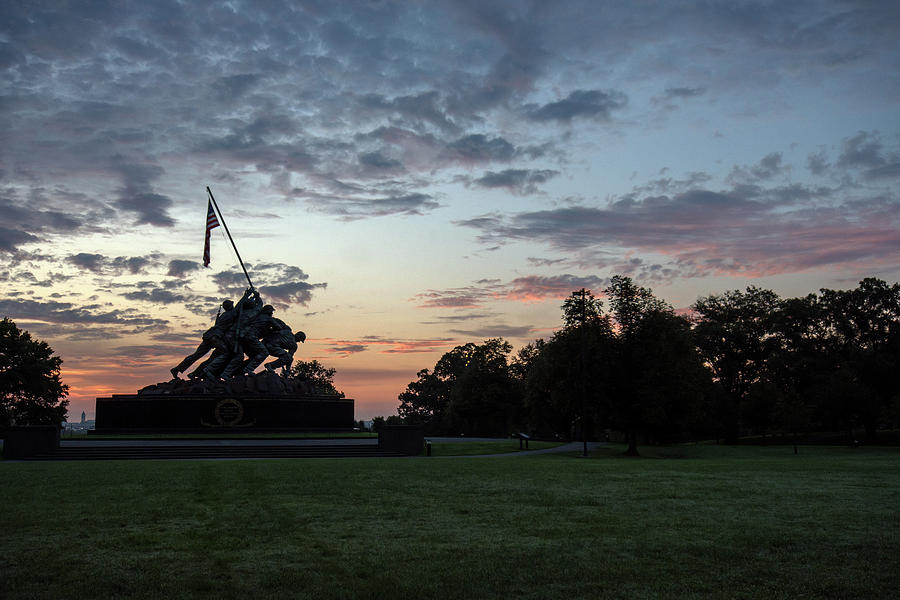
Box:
[2,445,898,599]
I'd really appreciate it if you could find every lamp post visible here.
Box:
[572,288,589,458]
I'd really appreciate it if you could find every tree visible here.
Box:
[397,368,449,430]
[443,338,521,436]
[604,277,708,455]
[525,291,614,439]
[370,414,403,432]
[692,286,782,443]
[0,318,69,427]
[605,275,670,336]
[289,359,344,397]
[561,289,604,328]
[816,278,900,443]
[523,280,709,453]
[398,338,523,436]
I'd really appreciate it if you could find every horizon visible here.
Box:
[2,1,899,420]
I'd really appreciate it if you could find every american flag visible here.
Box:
[203,199,220,267]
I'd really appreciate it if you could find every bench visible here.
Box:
[512,432,530,450]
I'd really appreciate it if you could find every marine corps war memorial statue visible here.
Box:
[94,188,354,432]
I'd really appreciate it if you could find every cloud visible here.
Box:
[212,74,262,102]
[838,131,886,169]
[449,324,535,339]
[807,149,829,175]
[66,252,160,275]
[121,288,187,304]
[262,281,327,307]
[0,195,92,253]
[316,336,457,355]
[834,131,900,180]
[324,343,369,357]
[414,273,607,308]
[297,187,440,220]
[0,298,169,340]
[358,151,403,171]
[527,257,567,267]
[503,275,608,301]
[457,178,900,278]
[727,152,788,183]
[66,253,106,272]
[527,89,627,123]
[865,162,900,180]
[112,256,154,274]
[359,91,457,132]
[117,192,175,227]
[413,285,499,309]
[0,227,40,252]
[422,312,497,324]
[167,260,202,278]
[473,169,559,194]
[444,134,516,163]
[212,262,327,308]
[664,87,705,98]
[112,161,176,227]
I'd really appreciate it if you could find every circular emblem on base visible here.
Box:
[214,398,244,427]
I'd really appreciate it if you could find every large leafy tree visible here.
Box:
[289,359,344,397]
[604,276,708,455]
[816,278,900,442]
[763,294,834,437]
[398,338,523,436]
[692,286,782,443]
[762,279,900,442]
[524,280,708,453]
[397,368,449,430]
[0,318,69,427]
[443,338,521,436]
[525,290,614,438]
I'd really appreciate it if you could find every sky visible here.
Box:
[2,0,899,421]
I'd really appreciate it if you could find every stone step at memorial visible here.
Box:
[22,444,406,461]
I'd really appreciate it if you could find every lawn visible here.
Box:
[2,445,898,599]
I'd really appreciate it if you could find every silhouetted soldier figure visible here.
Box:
[264,318,306,374]
[192,287,261,380]
[170,299,237,378]
[221,302,278,378]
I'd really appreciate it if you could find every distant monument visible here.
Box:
[94,188,353,433]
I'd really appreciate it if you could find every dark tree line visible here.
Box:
[397,276,900,452]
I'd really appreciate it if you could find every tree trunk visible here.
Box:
[863,417,878,445]
[624,429,640,456]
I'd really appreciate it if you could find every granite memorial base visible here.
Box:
[95,394,354,433]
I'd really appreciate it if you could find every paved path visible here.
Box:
[60,437,378,448]
[431,440,608,457]
[6,437,607,461]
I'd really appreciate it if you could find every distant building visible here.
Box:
[81,411,86,424]
[63,419,96,433]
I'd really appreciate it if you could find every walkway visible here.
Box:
[8,437,606,461]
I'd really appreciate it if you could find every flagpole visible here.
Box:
[206,186,255,290]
